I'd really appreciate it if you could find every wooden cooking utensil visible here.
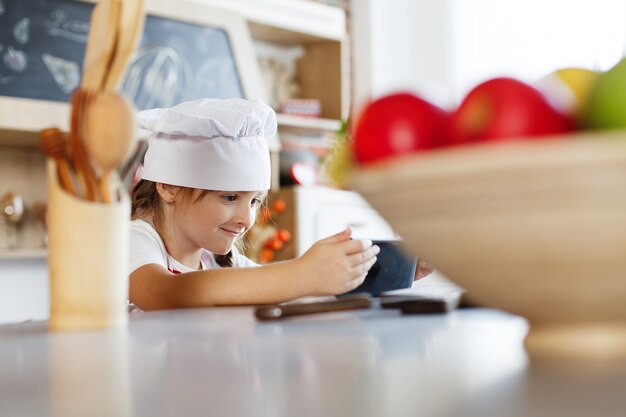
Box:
[70,89,99,201]
[104,0,146,91]
[255,296,372,321]
[82,0,121,91]
[40,128,78,196]
[83,91,135,203]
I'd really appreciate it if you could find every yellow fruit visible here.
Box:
[554,68,598,109]
[535,67,598,121]
[325,136,354,188]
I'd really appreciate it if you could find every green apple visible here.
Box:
[586,58,626,129]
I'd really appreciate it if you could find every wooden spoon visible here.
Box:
[82,0,121,90]
[104,0,146,91]
[84,91,136,203]
[70,89,99,201]
[40,127,78,196]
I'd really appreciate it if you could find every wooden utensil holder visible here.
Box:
[47,161,130,331]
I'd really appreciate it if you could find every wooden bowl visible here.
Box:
[351,131,626,360]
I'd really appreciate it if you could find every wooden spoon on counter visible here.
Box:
[83,91,135,203]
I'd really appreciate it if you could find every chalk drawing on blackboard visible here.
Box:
[119,15,245,110]
[0,1,245,104]
[45,9,89,43]
[42,53,79,93]
[13,18,29,44]
[0,0,92,100]
[3,47,26,72]
[195,58,243,100]
[122,46,190,110]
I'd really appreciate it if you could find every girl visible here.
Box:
[129,98,379,311]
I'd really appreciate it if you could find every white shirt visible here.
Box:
[129,219,259,274]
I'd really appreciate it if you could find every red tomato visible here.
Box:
[276,228,291,243]
[263,237,283,251]
[272,199,286,213]
[272,238,284,251]
[260,249,274,264]
[353,93,449,164]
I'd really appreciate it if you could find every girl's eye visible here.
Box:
[251,197,262,206]
[222,195,237,202]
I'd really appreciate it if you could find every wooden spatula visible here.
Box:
[82,0,122,91]
[103,0,146,91]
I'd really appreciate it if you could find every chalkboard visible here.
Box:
[0,0,92,101]
[124,14,245,110]
[0,0,245,109]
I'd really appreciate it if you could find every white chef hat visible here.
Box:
[136,98,276,191]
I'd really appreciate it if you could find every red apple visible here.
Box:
[353,93,449,164]
[449,77,575,144]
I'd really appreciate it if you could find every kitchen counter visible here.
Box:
[1,306,626,417]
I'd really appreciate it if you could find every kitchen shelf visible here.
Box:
[222,0,350,122]
[195,0,346,43]
[276,114,342,132]
[0,248,47,260]
[0,97,70,148]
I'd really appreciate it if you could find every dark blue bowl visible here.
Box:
[340,240,417,297]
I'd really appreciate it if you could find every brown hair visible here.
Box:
[130,180,237,267]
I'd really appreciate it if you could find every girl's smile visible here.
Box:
[219,227,243,237]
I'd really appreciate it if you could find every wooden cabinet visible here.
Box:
[203,0,350,124]
[223,0,350,187]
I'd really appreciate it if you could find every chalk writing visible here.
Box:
[13,17,29,44]
[45,9,89,43]
[42,53,79,93]
[3,47,26,72]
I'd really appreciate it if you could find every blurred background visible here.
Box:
[352,0,626,110]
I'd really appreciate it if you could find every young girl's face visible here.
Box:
[174,189,265,255]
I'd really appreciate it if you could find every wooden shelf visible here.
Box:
[0,97,70,148]
[0,248,47,260]
[276,114,342,132]
[194,0,346,43]
[214,0,350,121]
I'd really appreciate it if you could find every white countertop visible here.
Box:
[1,305,625,417]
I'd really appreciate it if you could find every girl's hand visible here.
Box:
[296,228,380,295]
[415,260,433,280]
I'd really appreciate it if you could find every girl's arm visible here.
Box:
[130,229,379,310]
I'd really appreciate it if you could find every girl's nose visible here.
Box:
[235,204,254,229]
